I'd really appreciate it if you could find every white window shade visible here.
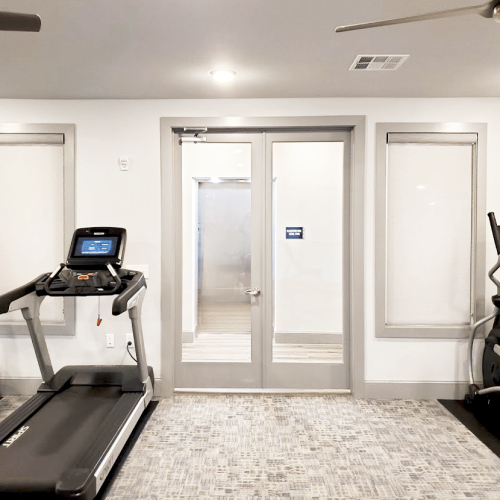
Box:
[0,125,75,336]
[0,145,65,324]
[375,125,486,339]
[386,143,472,326]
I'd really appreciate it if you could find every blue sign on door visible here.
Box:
[286,227,304,239]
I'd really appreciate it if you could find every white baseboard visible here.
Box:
[176,383,469,400]
[274,331,342,344]
[364,381,470,400]
[0,378,41,395]
[152,378,162,397]
[2,378,469,401]
[175,388,351,394]
[0,378,163,397]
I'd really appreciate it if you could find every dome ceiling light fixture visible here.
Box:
[335,0,500,32]
[210,70,236,83]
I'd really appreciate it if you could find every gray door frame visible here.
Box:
[160,116,366,397]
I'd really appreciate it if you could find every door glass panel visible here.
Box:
[182,143,252,362]
[272,142,344,363]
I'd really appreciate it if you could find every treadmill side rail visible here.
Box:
[93,394,148,494]
[55,392,146,499]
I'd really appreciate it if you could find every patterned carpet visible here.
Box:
[2,394,500,499]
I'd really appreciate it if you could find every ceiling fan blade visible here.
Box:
[335,2,492,32]
[0,11,41,32]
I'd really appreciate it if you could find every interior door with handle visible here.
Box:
[263,131,351,389]
[174,129,351,390]
[175,133,264,388]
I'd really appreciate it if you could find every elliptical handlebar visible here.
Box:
[488,212,500,255]
[488,257,500,292]
[486,213,500,292]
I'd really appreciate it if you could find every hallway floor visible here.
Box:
[2,394,500,499]
[182,333,342,363]
[184,302,342,363]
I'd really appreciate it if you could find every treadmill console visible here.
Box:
[37,227,141,298]
[67,227,126,270]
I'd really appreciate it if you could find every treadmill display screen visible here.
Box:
[74,237,119,257]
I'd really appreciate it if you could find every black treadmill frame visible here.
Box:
[0,268,153,499]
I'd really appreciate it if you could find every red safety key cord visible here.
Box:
[97,296,102,326]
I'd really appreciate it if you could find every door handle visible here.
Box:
[245,288,260,296]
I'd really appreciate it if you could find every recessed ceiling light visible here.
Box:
[237,163,244,167]
[210,70,236,83]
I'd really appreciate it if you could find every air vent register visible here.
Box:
[350,55,409,71]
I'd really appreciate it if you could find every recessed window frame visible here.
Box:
[0,123,75,336]
[375,123,487,339]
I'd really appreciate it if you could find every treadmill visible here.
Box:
[0,227,154,499]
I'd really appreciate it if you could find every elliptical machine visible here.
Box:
[467,212,500,405]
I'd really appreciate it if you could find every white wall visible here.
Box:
[0,97,499,388]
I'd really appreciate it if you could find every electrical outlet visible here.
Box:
[106,334,114,348]
[126,333,135,349]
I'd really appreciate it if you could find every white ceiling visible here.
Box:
[2,0,500,99]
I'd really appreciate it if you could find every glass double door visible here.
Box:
[175,131,350,390]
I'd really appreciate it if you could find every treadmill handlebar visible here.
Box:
[43,262,123,297]
[43,263,67,296]
[0,273,49,314]
[112,272,146,316]
[0,269,146,317]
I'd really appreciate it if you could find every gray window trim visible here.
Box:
[160,116,366,397]
[0,123,76,337]
[375,122,487,339]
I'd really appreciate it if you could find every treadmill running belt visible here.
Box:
[0,386,122,495]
